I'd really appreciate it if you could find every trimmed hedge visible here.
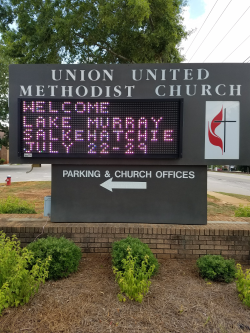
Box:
[112,235,159,276]
[27,236,82,280]
[196,254,236,283]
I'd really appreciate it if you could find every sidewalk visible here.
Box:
[0,215,249,226]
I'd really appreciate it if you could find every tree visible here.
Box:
[236,166,250,173]
[0,0,189,65]
[0,0,189,148]
[0,52,9,149]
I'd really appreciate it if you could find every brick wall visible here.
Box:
[1,221,250,263]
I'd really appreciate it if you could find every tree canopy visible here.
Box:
[0,0,189,64]
[0,53,9,148]
[0,0,189,148]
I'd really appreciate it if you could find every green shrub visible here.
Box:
[196,255,236,283]
[235,205,250,217]
[0,158,5,165]
[112,235,159,276]
[0,196,36,214]
[0,231,50,315]
[236,263,250,307]
[27,236,82,280]
[113,246,155,303]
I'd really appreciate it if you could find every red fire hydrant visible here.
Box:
[5,175,11,186]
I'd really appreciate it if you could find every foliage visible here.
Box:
[0,158,5,164]
[27,236,82,280]
[112,235,159,276]
[0,54,8,119]
[0,123,9,149]
[0,231,50,315]
[207,165,222,170]
[0,196,36,214]
[235,205,250,217]
[113,246,155,302]
[236,263,250,307]
[236,166,250,173]
[0,0,189,149]
[0,53,10,149]
[0,0,189,64]
[196,255,236,283]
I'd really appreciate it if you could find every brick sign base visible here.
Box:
[1,221,250,263]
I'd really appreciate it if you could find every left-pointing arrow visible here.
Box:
[100,177,147,192]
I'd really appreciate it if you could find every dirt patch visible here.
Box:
[218,193,250,203]
[206,193,250,221]
[0,258,249,333]
[208,191,250,207]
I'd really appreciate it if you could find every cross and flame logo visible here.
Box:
[208,106,236,155]
[208,107,223,154]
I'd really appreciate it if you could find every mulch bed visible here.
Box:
[0,257,250,333]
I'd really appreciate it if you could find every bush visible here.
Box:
[0,158,5,165]
[113,246,155,303]
[0,231,50,315]
[196,255,236,283]
[112,236,159,276]
[27,236,82,280]
[236,263,250,307]
[235,205,250,217]
[0,196,36,214]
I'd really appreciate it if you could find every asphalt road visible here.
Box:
[1,165,250,196]
[207,171,250,195]
[0,164,51,183]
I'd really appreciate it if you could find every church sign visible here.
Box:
[9,64,250,223]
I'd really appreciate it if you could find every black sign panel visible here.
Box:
[19,99,183,158]
[51,165,207,224]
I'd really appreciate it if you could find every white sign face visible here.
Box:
[205,101,239,159]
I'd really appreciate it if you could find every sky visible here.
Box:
[180,0,250,63]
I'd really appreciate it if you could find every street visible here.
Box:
[207,171,250,195]
[0,164,51,183]
[1,165,250,196]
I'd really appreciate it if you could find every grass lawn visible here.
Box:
[0,181,51,214]
[207,194,220,201]
[207,193,238,218]
[0,182,249,219]
[207,201,237,217]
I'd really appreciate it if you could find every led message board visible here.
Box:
[19,99,183,158]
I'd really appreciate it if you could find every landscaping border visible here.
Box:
[0,220,250,263]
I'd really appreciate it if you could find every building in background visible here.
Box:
[0,131,9,163]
